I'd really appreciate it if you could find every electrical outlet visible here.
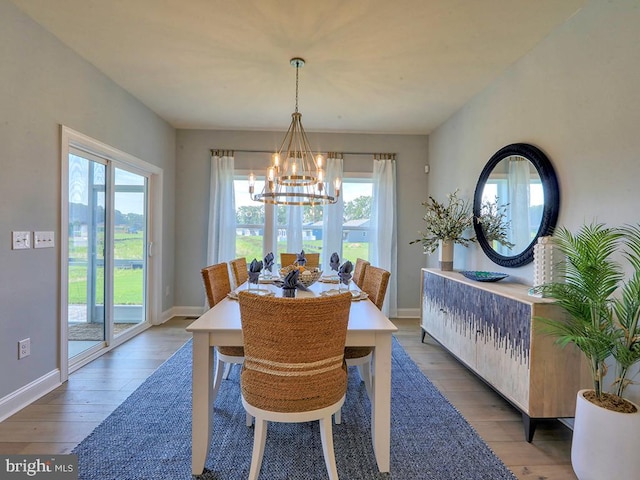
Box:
[18,338,30,359]
[12,231,31,250]
[34,231,55,248]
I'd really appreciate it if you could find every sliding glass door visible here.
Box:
[113,168,147,336]
[66,151,149,364]
[67,153,107,358]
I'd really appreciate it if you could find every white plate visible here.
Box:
[320,289,366,301]
[258,277,279,284]
[248,288,275,297]
[227,289,275,300]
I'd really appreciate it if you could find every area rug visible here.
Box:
[72,338,516,479]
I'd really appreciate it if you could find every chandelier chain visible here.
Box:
[294,62,299,114]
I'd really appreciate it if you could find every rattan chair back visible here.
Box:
[238,291,352,413]
[201,263,232,308]
[361,265,391,312]
[280,252,320,269]
[353,258,370,288]
[229,257,248,287]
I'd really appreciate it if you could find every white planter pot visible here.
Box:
[438,239,454,271]
[572,389,640,480]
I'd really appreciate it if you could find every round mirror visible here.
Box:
[472,143,559,268]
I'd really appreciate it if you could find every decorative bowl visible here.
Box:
[460,270,509,282]
[279,266,323,288]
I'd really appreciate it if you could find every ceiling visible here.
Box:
[10,0,584,134]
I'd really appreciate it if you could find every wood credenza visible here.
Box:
[420,268,587,441]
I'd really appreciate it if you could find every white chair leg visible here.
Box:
[222,362,232,380]
[359,361,372,398]
[319,415,339,480]
[246,412,253,427]
[212,357,225,398]
[248,419,268,480]
[334,408,341,424]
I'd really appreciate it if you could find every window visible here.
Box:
[341,178,372,261]
[234,174,373,265]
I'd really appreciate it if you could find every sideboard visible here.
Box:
[420,268,587,441]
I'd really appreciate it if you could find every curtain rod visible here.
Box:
[210,148,395,159]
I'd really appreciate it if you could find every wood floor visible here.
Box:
[0,317,575,479]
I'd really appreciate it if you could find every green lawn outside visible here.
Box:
[68,232,145,305]
[70,234,368,305]
[237,236,369,268]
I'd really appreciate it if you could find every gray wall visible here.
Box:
[0,0,176,398]
[175,129,428,311]
[428,0,640,401]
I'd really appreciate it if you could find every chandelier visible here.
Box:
[249,58,340,206]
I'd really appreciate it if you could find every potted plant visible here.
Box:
[409,190,475,270]
[536,223,640,480]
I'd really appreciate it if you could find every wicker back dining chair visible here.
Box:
[201,263,245,398]
[280,252,320,269]
[352,258,370,288]
[229,257,249,288]
[337,265,391,424]
[238,290,352,480]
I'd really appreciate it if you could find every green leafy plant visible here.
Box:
[409,190,475,255]
[476,198,515,249]
[536,222,640,406]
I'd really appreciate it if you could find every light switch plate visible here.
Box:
[34,231,55,249]
[12,231,31,250]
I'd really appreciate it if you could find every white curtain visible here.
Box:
[321,156,344,271]
[286,203,303,254]
[206,154,236,266]
[370,157,397,317]
[508,156,531,252]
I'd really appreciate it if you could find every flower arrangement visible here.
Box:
[476,197,515,249]
[409,190,475,254]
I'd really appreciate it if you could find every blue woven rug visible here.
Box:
[72,338,516,479]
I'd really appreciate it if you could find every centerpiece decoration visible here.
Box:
[279,250,322,287]
[410,190,475,271]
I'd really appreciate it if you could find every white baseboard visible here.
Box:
[0,369,61,422]
[396,308,420,318]
[167,306,206,319]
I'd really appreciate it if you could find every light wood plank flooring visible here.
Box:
[0,317,575,479]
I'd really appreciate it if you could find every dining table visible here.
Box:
[187,275,398,475]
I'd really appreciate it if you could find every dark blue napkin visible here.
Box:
[296,250,307,266]
[248,258,263,284]
[338,260,353,286]
[273,269,309,291]
[263,252,274,272]
[330,252,340,272]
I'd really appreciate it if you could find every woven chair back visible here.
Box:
[229,257,248,287]
[361,265,391,311]
[201,263,232,308]
[353,258,370,288]
[280,253,320,269]
[238,291,352,413]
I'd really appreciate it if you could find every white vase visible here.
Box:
[571,389,640,480]
[438,239,454,271]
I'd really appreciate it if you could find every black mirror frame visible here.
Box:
[472,143,560,268]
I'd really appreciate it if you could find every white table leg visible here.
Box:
[371,332,392,472]
[192,332,214,475]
